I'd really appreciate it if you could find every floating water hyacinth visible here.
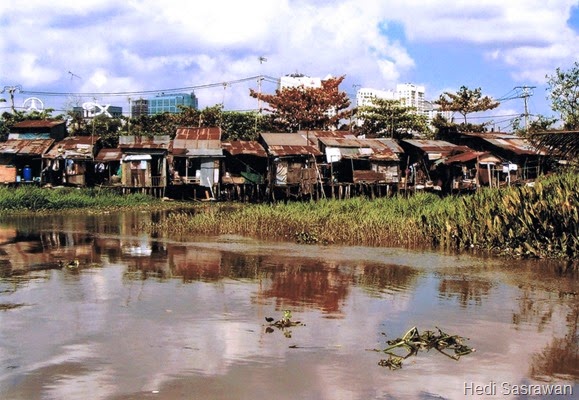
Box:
[373,326,476,370]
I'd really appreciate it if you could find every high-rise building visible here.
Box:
[356,87,397,108]
[131,99,149,118]
[147,92,198,115]
[396,83,425,113]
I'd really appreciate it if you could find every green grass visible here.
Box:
[149,170,578,260]
[0,186,159,213]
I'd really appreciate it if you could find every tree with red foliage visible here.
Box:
[250,75,351,132]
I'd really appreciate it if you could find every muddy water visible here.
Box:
[0,211,577,400]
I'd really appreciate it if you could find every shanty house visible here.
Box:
[455,132,548,182]
[170,127,223,190]
[399,139,471,190]
[94,148,123,185]
[441,151,502,192]
[0,120,66,184]
[259,132,322,198]
[42,136,101,186]
[118,135,170,192]
[221,140,267,201]
[0,139,54,183]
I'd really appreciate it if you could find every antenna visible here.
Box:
[258,56,267,64]
[68,71,82,80]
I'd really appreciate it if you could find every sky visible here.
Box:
[1,0,579,131]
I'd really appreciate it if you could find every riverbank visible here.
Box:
[0,172,576,263]
[147,171,577,263]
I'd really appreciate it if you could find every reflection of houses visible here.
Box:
[399,139,471,190]
[0,120,66,184]
[170,127,223,200]
[42,136,101,187]
[221,140,268,201]
[118,135,170,196]
[259,132,323,199]
[454,132,548,182]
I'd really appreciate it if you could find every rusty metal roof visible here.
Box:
[443,151,498,164]
[12,120,65,129]
[95,148,122,162]
[267,145,322,157]
[43,136,99,159]
[0,139,55,156]
[119,135,171,150]
[462,132,546,155]
[260,132,322,157]
[171,127,222,157]
[403,139,471,157]
[222,141,267,157]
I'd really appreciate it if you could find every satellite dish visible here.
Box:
[23,97,44,112]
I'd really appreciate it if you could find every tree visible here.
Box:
[356,98,430,139]
[249,75,351,132]
[434,86,499,124]
[511,114,557,137]
[546,62,579,129]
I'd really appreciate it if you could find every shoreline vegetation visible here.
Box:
[0,171,576,264]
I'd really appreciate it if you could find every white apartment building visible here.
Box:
[396,83,425,112]
[356,87,397,108]
[279,73,322,90]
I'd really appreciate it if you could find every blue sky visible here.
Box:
[1,0,579,131]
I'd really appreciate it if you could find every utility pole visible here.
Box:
[1,85,21,112]
[514,86,536,132]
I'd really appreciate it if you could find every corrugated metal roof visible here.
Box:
[444,151,489,164]
[0,139,55,156]
[260,132,313,146]
[222,141,267,157]
[267,145,322,157]
[12,120,65,129]
[95,148,122,162]
[260,132,321,156]
[171,127,222,157]
[119,135,171,150]
[43,136,99,160]
[402,140,471,159]
[462,132,545,155]
[373,138,404,154]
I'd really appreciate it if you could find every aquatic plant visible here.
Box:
[373,326,475,370]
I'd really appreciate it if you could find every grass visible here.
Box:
[148,170,578,261]
[0,186,160,214]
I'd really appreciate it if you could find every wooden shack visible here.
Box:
[0,139,54,184]
[42,136,101,187]
[259,132,322,200]
[118,135,170,196]
[221,140,267,202]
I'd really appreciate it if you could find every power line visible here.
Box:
[17,75,281,98]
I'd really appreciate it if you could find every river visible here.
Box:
[0,211,577,400]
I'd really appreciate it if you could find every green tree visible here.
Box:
[434,86,499,124]
[546,62,579,129]
[356,98,430,139]
[511,114,557,137]
[249,75,351,132]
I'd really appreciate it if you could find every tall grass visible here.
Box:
[0,186,158,213]
[151,170,578,260]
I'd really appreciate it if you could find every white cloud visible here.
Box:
[0,0,578,115]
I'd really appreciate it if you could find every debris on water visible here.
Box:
[264,310,305,338]
[372,326,475,369]
[0,303,28,311]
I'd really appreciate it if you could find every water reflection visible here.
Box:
[0,211,577,399]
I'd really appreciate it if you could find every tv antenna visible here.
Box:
[258,56,267,64]
[68,71,82,80]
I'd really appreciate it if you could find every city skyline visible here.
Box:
[1,1,579,131]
